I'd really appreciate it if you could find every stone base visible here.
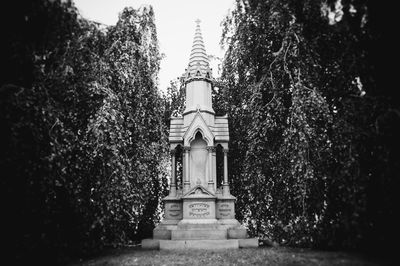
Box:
[238,238,259,248]
[171,229,227,240]
[153,219,179,240]
[153,228,172,240]
[145,217,258,250]
[157,219,180,226]
[141,239,160,249]
[218,218,241,228]
[178,218,218,225]
[228,227,248,239]
[143,187,258,250]
[141,238,259,250]
[160,239,239,250]
[177,222,220,229]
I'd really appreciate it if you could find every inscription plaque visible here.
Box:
[165,201,182,219]
[188,203,211,218]
[216,201,234,219]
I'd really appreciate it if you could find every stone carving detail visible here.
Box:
[165,202,182,219]
[206,146,215,152]
[186,185,213,196]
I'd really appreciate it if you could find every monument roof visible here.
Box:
[169,115,230,143]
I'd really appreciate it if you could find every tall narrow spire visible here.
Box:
[183,19,213,83]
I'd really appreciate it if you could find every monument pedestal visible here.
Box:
[142,186,258,250]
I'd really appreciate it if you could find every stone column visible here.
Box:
[223,148,230,195]
[169,149,177,197]
[182,147,185,190]
[183,146,190,193]
[207,146,215,192]
[212,148,217,191]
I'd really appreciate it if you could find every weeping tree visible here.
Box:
[220,0,396,251]
[98,6,168,242]
[1,1,167,263]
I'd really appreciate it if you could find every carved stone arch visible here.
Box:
[187,127,211,146]
[183,111,214,146]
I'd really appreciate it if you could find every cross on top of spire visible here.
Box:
[195,18,201,24]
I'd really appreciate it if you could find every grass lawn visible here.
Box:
[70,247,387,266]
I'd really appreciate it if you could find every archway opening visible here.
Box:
[216,144,224,189]
[175,144,183,190]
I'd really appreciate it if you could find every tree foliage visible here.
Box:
[220,0,397,251]
[1,1,167,263]
[163,78,185,120]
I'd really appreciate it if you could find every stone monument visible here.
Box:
[142,20,258,250]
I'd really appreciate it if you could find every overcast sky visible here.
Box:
[73,0,234,92]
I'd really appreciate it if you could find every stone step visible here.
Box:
[171,229,227,240]
[177,223,220,230]
[141,238,259,250]
[228,228,248,239]
[142,239,160,249]
[159,239,239,250]
[153,228,171,239]
[238,238,259,248]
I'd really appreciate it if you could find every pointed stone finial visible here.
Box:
[195,18,201,25]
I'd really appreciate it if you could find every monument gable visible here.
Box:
[183,109,214,146]
[183,184,216,199]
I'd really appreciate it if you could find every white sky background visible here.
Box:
[73,0,235,92]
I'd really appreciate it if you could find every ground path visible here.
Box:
[70,246,385,266]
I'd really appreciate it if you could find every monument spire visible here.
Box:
[183,19,213,83]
